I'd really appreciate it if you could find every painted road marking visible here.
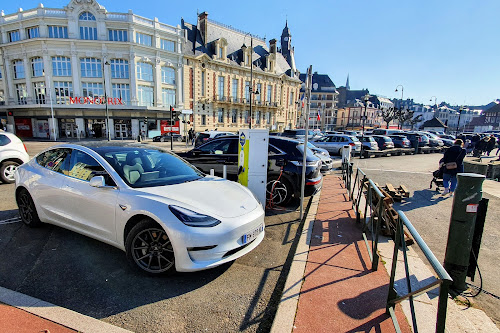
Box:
[0,217,21,225]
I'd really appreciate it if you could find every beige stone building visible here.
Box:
[181,13,302,133]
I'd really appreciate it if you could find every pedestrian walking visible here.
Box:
[496,136,500,157]
[441,139,466,196]
[188,128,194,143]
[486,135,496,156]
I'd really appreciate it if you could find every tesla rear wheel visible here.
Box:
[266,176,292,206]
[126,219,175,275]
[1,161,20,184]
[16,188,42,227]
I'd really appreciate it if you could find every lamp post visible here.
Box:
[242,34,259,129]
[361,94,370,158]
[42,70,57,141]
[456,106,463,135]
[430,96,437,111]
[395,85,404,129]
[102,60,111,141]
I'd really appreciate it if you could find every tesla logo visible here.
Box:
[119,204,127,211]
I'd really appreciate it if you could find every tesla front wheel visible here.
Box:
[266,176,292,205]
[126,219,175,275]
[16,188,42,227]
[1,161,20,184]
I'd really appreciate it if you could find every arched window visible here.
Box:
[79,12,97,40]
[79,12,96,21]
[110,59,129,79]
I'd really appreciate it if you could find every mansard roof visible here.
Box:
[423,117,447,128]
[299,72,337,93]
[181,17,299,80]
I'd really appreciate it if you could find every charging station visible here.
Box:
[238,129,269,208]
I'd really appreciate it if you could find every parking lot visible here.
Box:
[0,140,310,332]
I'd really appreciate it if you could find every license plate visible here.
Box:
[242,224,264,244]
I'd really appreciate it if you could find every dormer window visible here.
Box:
[215,38,228,60]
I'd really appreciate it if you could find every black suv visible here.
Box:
[177,136,322,205]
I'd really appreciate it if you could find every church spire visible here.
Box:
[346,74,350,90]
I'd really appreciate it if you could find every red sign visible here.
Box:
[70,97,124,105]
[160,120,180,134]
[15,118,33,138]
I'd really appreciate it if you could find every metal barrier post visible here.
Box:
[443,173,485,293]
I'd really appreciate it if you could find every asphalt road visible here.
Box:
[352,153,500,328]
[0,139,307,333]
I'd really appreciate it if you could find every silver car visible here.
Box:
[312,134,362,155]
[302,141,334,172]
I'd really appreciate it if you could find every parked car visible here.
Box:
[388,135,411,148]
[0,131,30,183]
[371,129,404,136]
[437,134,455,147]
[194,131,235,147]
[178,136,322,205]
[400,132,429,147]
[302,141,334,173]
[152,133,183,142]
[281,129,319,141]
[341,130,360,136]
[356,135,379,151]
[371,135,395,150]
[312,134,362,155]
[15,143,265,275]
[420,132,444,147]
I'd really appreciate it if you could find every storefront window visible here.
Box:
[112,84,130,105]
[54,82,73,104]
[82,82,104,98]
[33,82,46,104]
[80,58,102,78]
[110,59,129,79]
[31,57,44,77]
[52,57,71,76]
[138,85,154,106]
[162,88,175,107]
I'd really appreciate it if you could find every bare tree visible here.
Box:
[398,109,415,129]
[381,108,395,129]
[409,114,423,130]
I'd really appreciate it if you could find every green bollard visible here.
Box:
[443,173,485,293]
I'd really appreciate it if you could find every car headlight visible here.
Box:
[169,205,221,227]
[290,160,320,167]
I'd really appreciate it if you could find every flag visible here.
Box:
[317,108,321,121]
[300,94,305,108]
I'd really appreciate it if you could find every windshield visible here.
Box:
[296,144,319,160]
[98,148,203,188]
[350,136,359,142]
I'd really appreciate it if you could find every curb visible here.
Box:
[270,189,321,333]
[0,286,132,333]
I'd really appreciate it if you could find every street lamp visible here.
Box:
[361,94,370,158]
[242,34,259,129]
[42,70,56,141]
[456,106,463,135]
[102,60,111,141]
[430,96,437,110]
[395,85,404,129]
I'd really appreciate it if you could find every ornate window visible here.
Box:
[12,60,25,79]
[52,57,72,76]
[15,84,27,105]
[162,88,176,107]
[79,12,97,40]
[136,32,152,46]
[31,57,44,77]
[136,62,153,81]
[161,67,175,84]
[108,29,128,42]
[112,84,130,104]
[138,85,154,106]
[160,39,175,52]
[218,76,225,98]
[218,108,224,123]
[82,82,104,98]
[110,59,129,79]
[53,82,73,104]
[80,58,102,78]
[26,27,40,39]
[33,82,46,104]
[48,26,68,38]
[8,30,20,42]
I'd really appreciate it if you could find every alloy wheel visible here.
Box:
[18,192,34,224]
[3,163,18,181]
[131,228,174,273]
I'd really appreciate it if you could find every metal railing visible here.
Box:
[341,163,452,333]
[387,211,452,333]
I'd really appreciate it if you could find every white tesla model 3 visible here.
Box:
[15,143,265,274]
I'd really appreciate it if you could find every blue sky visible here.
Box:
[3,0,499,107]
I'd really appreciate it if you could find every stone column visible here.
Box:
[2,56,16,105]
[23,56,33,104]
[129,52,138,106]
[70,45,80,95]
[176,60,184,108]
[154,57,162,107]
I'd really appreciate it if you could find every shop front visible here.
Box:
[114,119,132,139]
[14,118,33,138]
[60,118,79,138]
[86,118,107,138]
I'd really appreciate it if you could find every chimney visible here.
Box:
[269,39,277,54]
[198,11,208,46]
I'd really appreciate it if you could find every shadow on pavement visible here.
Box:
[0,223,230,318]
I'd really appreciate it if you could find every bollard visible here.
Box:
[222,165,227,179]
[342,145,352,163]
[443,172,485,293]
[210,169,215,176]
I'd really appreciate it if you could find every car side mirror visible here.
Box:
[89,176,106,188]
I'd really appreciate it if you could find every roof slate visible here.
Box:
[423,117,447,128]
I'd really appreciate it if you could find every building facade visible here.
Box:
[181,13,302,133]
[298,72,338,130]
[0,0,184,139]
